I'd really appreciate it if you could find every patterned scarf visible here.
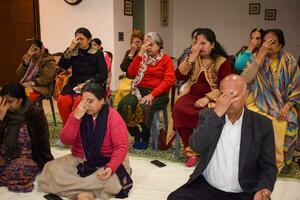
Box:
[130,51,164,99]
[250,50,300,162]
[20,45,45,83]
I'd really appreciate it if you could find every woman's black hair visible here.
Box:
[191,28,202,38]
[32,39,43,49]
[194,28,228,59]
[81,83,106,100]
[249,28,264,38]
[91,38,102,45]
[263,29,285,47]
[0,82,27,105]
[75,27,92,39]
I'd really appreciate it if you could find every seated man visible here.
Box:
[168,74,277,200]
[17,39,56,102]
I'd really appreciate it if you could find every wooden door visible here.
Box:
[0,0,40,85]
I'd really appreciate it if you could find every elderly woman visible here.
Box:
[38,83,132,200]
[57,27,107,125]
[17,39,56,102]
[169,28,233,167]
[114,30,144,108]
[118,32,176,150]
[241,29,300,173]
[234,28,264,74]
[0,82,53,192]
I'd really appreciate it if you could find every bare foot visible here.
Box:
[77,192,95,200]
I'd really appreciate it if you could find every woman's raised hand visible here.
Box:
[138,40,151,57]
[23,46,35,64]
[189,42,202,63]
[0,97,8,121]
[73,98,89,119]
[129,38,139,55]
[69,36,80,52]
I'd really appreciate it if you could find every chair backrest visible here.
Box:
[227,55,238,74]
[104,51,113,61]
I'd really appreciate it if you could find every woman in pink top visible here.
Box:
[38,83,132,200]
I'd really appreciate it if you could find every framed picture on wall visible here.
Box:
[265,9,276,20]
[124,0,133,16]
[249,3,260,15]
[161,0,169,26]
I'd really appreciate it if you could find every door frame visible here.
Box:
[33,0,40,39]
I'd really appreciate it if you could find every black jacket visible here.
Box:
[0,104,54,170]
[59,45,107,95]
[188,108,277,193]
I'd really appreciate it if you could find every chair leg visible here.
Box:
[175,131,181,158]
[151,112,159,150]
[162,106,168,130]
[49,97,57,126]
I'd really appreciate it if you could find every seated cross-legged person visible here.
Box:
[241,29,300,173]
[168,75,277,200]
[17,39,56,102]
[0,83,53,192]
[168,28,233,167]
[57,27,107,125]
[117,32,176,150]
[38,83,132,200]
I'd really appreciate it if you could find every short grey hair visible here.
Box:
[145,32,163,49]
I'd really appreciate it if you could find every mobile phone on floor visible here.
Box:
[151,159,166,168]
[44,193,63,200]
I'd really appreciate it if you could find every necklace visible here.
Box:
[200,58,214,71]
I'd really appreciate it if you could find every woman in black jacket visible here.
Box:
[0,82,53,192]
[57,27,107,125]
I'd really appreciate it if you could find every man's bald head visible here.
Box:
[220,74,248,115]
[220,74,247,95]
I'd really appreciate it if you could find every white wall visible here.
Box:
[145,0,174,56]
[39,0,299,91]
[112,0,133,90]
[39,0,114,54]
[173,0,300,58]
[39,0,132,90]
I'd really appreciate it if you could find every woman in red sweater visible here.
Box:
[38,83,132,200]
[118,32,176,150]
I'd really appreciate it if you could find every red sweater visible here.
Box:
[60,107,128,173]
[128,54,176,97]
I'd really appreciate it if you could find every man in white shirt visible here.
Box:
[168,74,277,200]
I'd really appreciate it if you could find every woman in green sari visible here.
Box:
[242,29,300,173]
